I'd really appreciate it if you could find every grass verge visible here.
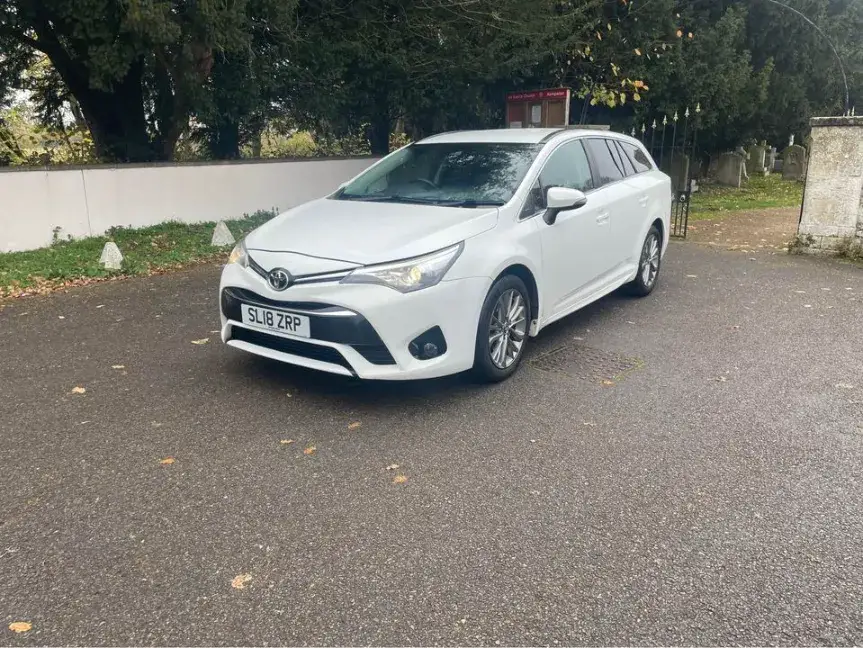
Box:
[689,174,803,221]
[0,210,276,299]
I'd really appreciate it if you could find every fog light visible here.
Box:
[408,327,448,361]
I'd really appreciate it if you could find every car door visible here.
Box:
[582,138,644,271]
[528,139,610,317]
[616,139,662,261]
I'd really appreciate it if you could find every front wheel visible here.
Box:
[626,225,662,297]
[472,275,531,383]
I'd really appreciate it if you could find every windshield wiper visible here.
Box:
[337,194,441,205]
[440,199,505,208]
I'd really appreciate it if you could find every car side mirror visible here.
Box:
[543,187,588,225]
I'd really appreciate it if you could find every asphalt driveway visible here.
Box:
[1,242,862,646]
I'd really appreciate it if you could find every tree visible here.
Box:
[0,0,296,162]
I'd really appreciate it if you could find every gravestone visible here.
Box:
[665,154,690,193]
[747,144,767,176]
[715,152,745,188]
[767,147,777,173]
[782,144,808,181]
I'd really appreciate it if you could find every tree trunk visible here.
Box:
[367,86,391,155]
[210,121,241,159]
[368,110,391,156]
[53,58,159,162]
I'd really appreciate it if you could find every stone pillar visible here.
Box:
[798,116,863,249]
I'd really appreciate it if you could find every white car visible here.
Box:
[220,128,670,382]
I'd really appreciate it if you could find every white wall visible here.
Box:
[0,157,378,252]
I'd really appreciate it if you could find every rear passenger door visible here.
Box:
[582,138,644,270]
[617,140,662,262]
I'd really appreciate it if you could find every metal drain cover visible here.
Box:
[529,344,643,382]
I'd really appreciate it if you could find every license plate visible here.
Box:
[241,304,311,338]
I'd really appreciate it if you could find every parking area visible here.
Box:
[2,242,863,645]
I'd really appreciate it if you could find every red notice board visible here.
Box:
[506,88,571,128]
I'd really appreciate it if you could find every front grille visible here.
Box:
[221,288,397,366]
[223,287,345,313]
[230,327,354,371]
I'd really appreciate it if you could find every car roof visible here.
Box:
[417,128,640,146]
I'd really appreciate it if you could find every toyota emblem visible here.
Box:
[267,268,292,291]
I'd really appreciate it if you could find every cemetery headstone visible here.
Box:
[746,144,767,176]
[782,144,808,181]
[715,152,745,188]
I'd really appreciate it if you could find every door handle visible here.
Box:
[597,211,610,225]
[638,196,649,207]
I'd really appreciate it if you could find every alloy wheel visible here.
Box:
[488,289,528,369]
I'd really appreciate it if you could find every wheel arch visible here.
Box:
[493,264,539,326]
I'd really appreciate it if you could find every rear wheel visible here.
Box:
[472,275,531,383]
[627,225,662,297]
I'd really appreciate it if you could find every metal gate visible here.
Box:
[629,105,702,239]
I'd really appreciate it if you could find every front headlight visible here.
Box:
[341,243,464,293]
[227,240,248,267]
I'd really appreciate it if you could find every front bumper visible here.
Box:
[219,263,491,380]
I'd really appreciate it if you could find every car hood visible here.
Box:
[245,198,499,267]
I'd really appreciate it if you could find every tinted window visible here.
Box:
[619,142,653,174]
[335,142,540,206]
[612,140,637,176]
[584,138,624,187]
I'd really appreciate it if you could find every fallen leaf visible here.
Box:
[58,315,65,320]
[347,422,362,430]
[280,439,295,445]
[303,446,316,455]
[191,338,210,345]
[601,380,615,386]
[71,386,86,394]
[96,304,105,309]
[393,474,408,484]
[9,622,31,633]
[285,392,292,398]
[159,457,175,465]
[111,365,125,370]
[231,573,252,589]
[386,463,400,471]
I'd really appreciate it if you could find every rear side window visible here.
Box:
[619,142,653,174]
[584,138,624,187]
[612,140,637,176]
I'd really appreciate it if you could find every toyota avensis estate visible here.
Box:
[219,128,671,382]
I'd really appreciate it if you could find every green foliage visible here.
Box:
[0,211,276,296]
[690,174,804,220]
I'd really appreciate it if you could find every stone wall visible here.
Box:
[797,116,863,250]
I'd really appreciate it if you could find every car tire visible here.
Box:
[626,225,662,297]
[472,275,531,383]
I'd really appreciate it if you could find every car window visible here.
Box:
[540,140,594,192]
[619,141,653,174]
[612,140,636,176]
[334,142,541,206]
[605,139,631,177]
[584,138,625,187]
[521,140,594,218]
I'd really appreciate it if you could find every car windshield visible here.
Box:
[333,142,541,207]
